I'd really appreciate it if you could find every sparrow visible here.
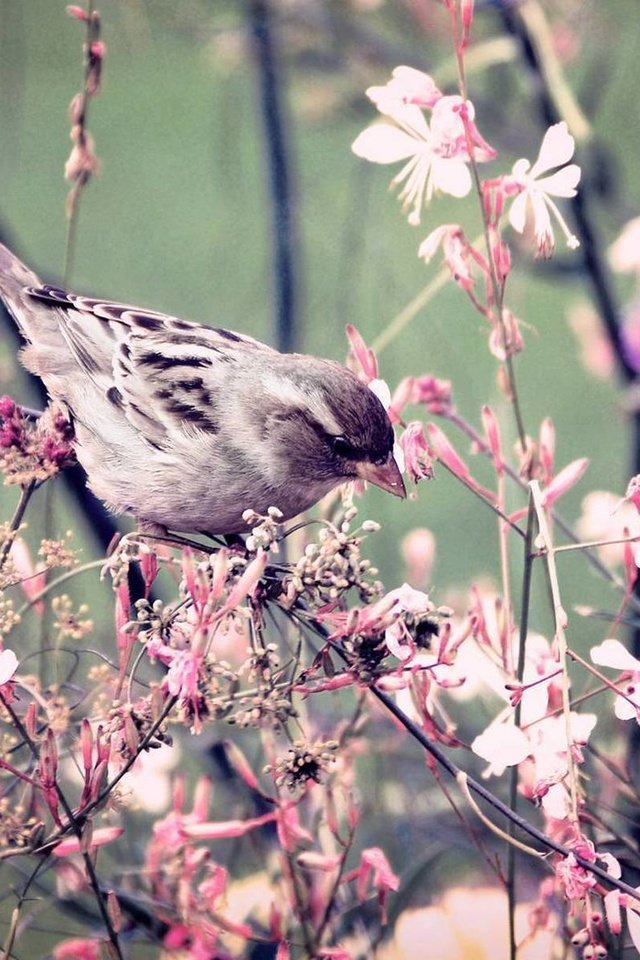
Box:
[0,243,405,535]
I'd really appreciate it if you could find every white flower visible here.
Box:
[508,121,581,256]
[591,638,640,720]
[352,97,483,225]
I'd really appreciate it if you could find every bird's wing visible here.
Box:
[26,285,274,448]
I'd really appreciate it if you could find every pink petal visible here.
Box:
[591,638,640,672]
[53,826,124,857]
[351,122,421,164]
[529,121,576,178]
[542,457,589,506]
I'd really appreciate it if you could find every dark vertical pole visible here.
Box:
[248,0,299,354]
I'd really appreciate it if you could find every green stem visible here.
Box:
[507,495,536,960]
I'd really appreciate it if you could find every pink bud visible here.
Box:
[222,740,260,792]
[53,826,125,857]
[225,550,267,609]
[192,775,213,821]
[184,811,276,840]
[426,423,470,480]
[481,405,503,474]
[541,457,589,507]
[345,324,378,383]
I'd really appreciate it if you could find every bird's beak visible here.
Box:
[357,453,407,499]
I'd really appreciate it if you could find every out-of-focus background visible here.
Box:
[2,2,640,954]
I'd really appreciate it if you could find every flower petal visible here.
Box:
[591,638,640,672]
[431,156,472,198]
[0,649,18,685]
[508,192,528,234]
[535,164,581,198]
[529,121,576,178]
[352,122,422,164]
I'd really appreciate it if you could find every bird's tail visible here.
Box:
[0,242,46,342]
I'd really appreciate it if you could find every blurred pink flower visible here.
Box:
[609,216,640,274]
[567,302,615,379]
[508,121,581,256]
[577,490,640,567]
[375,887,560,960]
[401,528,436,587]
[53,939,101,960]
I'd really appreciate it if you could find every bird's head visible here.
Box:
[258,357,406,500]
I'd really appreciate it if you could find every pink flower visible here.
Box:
[352,94,494,225]
[399,422,434,484]
[345,323,378,383]
[366,66,442,111]
[401,528,436,587]
[418,224,476,292]
[508,122,581,256]
[345,847,399,924]
[555,852,597,900]
[53,939,101,960]
[411,375,453,414]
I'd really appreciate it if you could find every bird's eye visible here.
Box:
[331,435,356,459]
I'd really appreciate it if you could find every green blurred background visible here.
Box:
[1,0,639,624]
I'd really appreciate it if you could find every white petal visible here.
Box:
[627,900,640,953]
[591,638,640,672]
[368,378,391,409]
[0,649,18,685]
[529,121,575,178]
[379,102,431,139]
[431,156,472,198]
[541,783,570,820]
[535,164,581,198]
[614,694,639,721]
[418,225,449,262]
[472,723,531,776]
[352,122,421,164]
[508,192,528,233]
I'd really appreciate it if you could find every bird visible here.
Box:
[0,243,405,536]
